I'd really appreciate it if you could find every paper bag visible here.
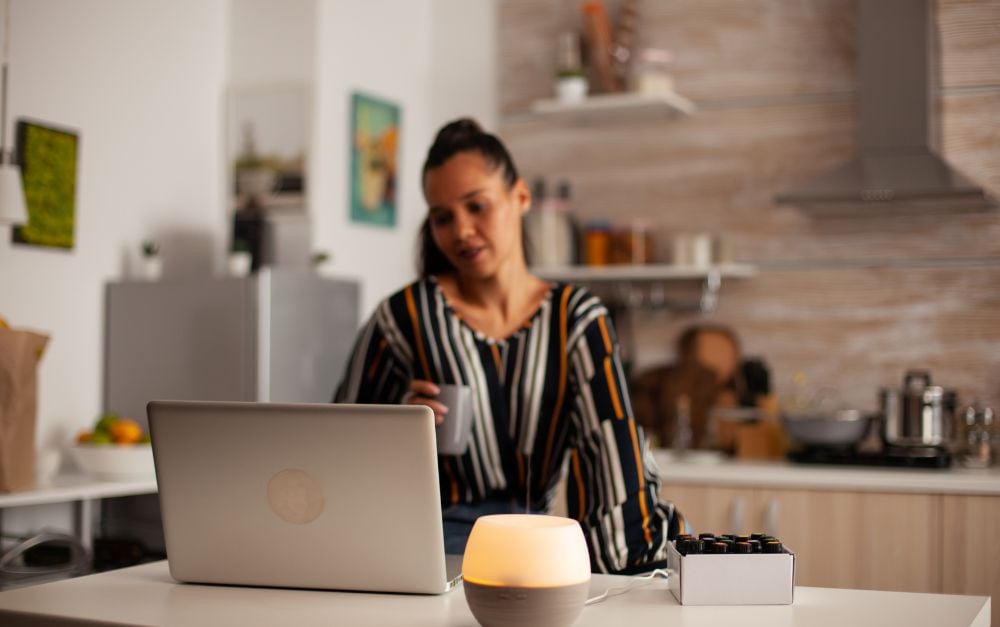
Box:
[0,325,50,492]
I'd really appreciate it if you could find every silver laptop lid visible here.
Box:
[148,400,457,594]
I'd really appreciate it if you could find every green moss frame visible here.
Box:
[12,118,79,250]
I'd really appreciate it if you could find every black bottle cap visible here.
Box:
[677,534,694,541]
[718,534,735,541]
[682,538,703,555]
[763,541,784,554]
[735,535,751,543]
[557,180,572,199]
[750,533,766,541]
[532,178,546,199]
[710,542,729,554]
[698,533,716,540]
[749,539,762,553]
[734,542,753,554]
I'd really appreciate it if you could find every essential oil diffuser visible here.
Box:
[462,514,591,627]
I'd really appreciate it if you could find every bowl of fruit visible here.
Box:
[71,413,155,481]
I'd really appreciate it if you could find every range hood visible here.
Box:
[776,0,995,209]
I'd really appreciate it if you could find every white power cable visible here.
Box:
[585,568,670,606]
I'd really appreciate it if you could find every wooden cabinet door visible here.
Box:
[941,495,1000,627]
[661,483,756,535]
[761,488,941,592]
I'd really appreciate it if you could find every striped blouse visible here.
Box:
[334,277,681,573]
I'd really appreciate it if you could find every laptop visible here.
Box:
[147,400,463,594]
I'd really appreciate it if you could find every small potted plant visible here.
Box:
[228,239,253,277]
[310,250,331,273]
[235,122,278,208]
[139,240,162,281]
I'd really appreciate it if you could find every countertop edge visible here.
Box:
[653,451,1000,496]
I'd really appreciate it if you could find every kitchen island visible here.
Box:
[0,560,990,626]
[655,452,1000,625]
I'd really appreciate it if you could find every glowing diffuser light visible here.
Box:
[462,515,591,627]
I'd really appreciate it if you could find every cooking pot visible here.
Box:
[880,371,957,448]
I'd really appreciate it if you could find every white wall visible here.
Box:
[0,0,495,534]
[229,0,315,85]
[429,0,497,131]
[312,0,497,318]
[310,0,432,318]
[0,0,229,452]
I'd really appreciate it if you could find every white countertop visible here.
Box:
[653,451,1000,496]
[0,561,989,627]
[0,474,158,508]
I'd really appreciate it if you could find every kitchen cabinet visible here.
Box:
[658,458,1000,626]
[766,488,941,593]
[663,483,942,593]
[942,495,1000,627]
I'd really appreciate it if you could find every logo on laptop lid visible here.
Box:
[267,468,325,524]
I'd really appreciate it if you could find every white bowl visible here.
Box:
[70,444,155,481]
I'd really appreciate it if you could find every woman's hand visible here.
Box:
[405,380,448,425]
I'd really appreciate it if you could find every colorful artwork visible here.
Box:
[350,92,399,227]
[12,119,79,249]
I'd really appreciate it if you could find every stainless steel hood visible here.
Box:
[776,0,995,209]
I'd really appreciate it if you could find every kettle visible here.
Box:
[880,371,958,448]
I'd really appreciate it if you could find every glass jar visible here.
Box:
[962,402,994,468]
[630,48,675,96]
[583,220,612,266]
[610,221,653,264]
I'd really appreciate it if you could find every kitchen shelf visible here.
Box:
[534,263,756,313]
[508,91,696,123]
[534,263,755,283]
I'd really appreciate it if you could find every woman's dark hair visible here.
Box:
[417,118,521,277]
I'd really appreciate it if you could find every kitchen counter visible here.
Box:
[0,561,990,627]
[0,474,159,555]
[653,450,1000,495]
[0,474,157,508]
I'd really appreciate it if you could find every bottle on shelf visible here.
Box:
[554,32,588,104]
[524,178,574,269]
[554,180,579,266]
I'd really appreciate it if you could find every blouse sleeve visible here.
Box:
[333,306,413,404]
[564,310,681,574]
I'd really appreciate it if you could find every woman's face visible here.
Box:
[423,151,529,280]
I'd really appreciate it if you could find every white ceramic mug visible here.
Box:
[434,384,474,456]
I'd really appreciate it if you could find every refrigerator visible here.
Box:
[99,269,360,559]
[104,269,360,427]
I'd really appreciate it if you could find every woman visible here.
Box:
[335,118,683,573]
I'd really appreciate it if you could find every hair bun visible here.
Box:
[434,118,484,144]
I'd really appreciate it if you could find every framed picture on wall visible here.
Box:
[349,91,399,228]
[11,118,79,249]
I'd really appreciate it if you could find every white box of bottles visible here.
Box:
[666,536,795,605]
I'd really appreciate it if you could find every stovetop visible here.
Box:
[787,446,952,469]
